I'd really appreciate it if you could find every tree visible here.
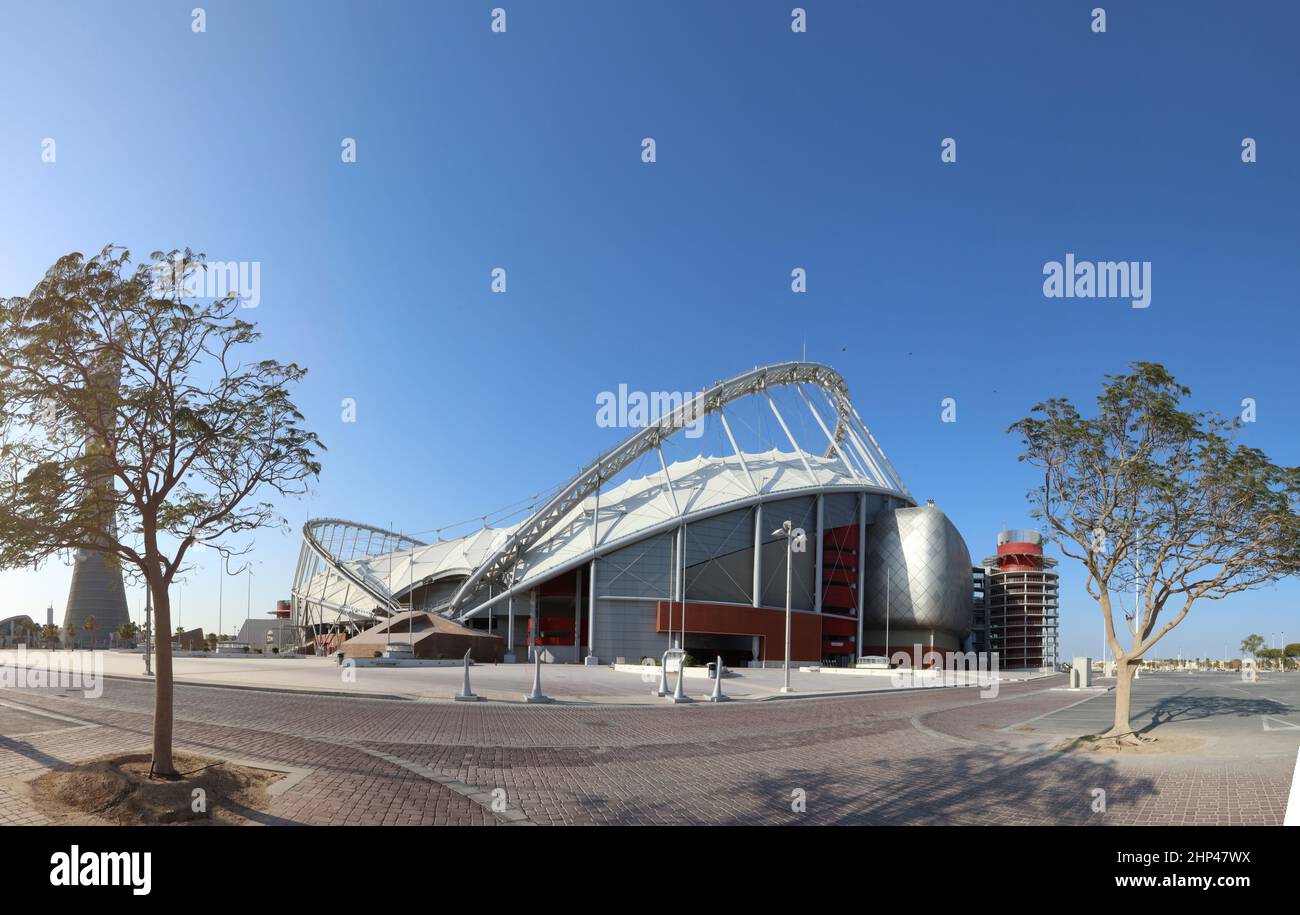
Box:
[0,246,322,775]
[1241,634,1265,660]
[62,624,76,649]
[40,623,57,649]
[117,621,138,644]
[81,614,99,649]
[1012,363,1300,745]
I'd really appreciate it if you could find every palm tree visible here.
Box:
[117,622,138,647]
[82,615,99,650]
[62,624,76,649]
[40,623,57,649]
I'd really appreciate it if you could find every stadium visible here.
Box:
[289,362,977,668]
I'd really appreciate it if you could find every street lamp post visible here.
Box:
[771,520,805,694]
[143,586,153,677]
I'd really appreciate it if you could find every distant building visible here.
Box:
[63,356,132,647]
[235,617,300,653]
[0,615,36,647]
[973,530,1059,670]
[174,627,206,651]
[64,550,131,648]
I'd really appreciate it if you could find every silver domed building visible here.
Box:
[861,503,972,663]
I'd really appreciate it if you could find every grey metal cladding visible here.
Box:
[595,531,673,600]
[684,508,754,605]
[822,493,858,530]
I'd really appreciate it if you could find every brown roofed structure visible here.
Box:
[341,611,504,662]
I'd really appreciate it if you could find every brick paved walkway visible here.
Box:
[0,675,1291,825]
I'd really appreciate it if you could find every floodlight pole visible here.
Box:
[784,527,792,692]
[772,520,795,694]
[143,586,153,677]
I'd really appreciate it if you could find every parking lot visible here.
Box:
[1013,671,1300,760]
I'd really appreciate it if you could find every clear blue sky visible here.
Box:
[1,1,1296,658]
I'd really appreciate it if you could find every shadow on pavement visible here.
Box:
[563,744,1159,825]
[1138,693,1292,735]
[731,748,1158,824]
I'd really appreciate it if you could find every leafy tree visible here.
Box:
[81,614,99,649]
[1012,363,1300,745]
[0,246,321,775]
[1241,634,1266,659]
[117,621,138,644]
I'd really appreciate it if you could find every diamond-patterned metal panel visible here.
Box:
[862,506,972,635]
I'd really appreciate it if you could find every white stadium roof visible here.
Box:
[292,361,912,626]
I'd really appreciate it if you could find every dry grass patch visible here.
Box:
[1053,733,1204,756]
[29,751,283,825]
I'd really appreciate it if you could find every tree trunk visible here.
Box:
[1101,656,1143,742]
[150,581,177,777]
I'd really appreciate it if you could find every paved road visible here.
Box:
[0,672,1294,825]
[1022,672,1300,759]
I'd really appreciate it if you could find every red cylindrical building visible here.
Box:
[979,530,1059,670]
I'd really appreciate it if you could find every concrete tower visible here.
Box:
[63,548,131,648]
[61,350,131,648]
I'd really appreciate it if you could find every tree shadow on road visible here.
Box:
[1138,693,1291,735]
[729,746,1158,825]
[563,742,1159,825]
[0,734,72,771]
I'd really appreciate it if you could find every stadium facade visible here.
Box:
[290,362,979,667]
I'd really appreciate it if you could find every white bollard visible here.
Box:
[654,659,670,697]
[524,650,553,703]
[708,656,730,703]
[454,648,481,701]
[670,654,693,704]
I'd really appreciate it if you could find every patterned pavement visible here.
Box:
[0,672,1294,825]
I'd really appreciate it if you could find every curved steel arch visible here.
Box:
[297,518,426,618]
[446,360,908,616]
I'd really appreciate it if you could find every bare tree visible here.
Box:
[1011,363,1300,745]
[0,246,322,775]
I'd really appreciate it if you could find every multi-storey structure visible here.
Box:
[976,530,1059,670]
